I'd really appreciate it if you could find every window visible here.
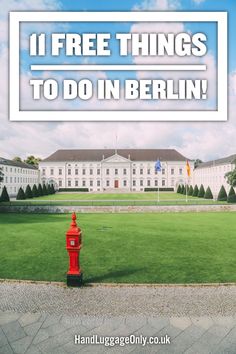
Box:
[68,169,71,175]
[133,180,136,186]
[155,180,158,187]
[75,180,78,187]
[147,180,151,186]
[97,169,100,175]
[140,168,143,175]
[115,169,118,175]
[75,169,78,175]
[171,168,174,175]
[90,180,93,187]
[140,180,143,186]
[133,168,136,175]
[147,169,150,175]
[50,168,54,175]
[68,180,71,187]
[82,169,86,175]
[97,180,100,187]
[162,179,165,186]
[59,168,62,175]
[123,180,127,187]
[106,180,110,187]
[59,180,62,187]
[179,168,183,175]
[82,180,86,187]
[90,169,93,175]
[42,169,45,176]
[123,168,127,175]
[106,169,109,175]
[162,168,165,175]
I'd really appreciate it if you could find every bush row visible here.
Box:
[16,183,56,200]
[177,184,236,203]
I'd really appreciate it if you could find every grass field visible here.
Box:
[4,192,224,206]
[0,212,235,284]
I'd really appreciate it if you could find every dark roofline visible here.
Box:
[196,154,236,169]
[41,149,192,163]
[0,157,38,170]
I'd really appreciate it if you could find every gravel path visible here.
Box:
[0,282,236,317]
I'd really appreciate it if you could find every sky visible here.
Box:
[0,0,236,162]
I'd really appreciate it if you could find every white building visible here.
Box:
[0,157,40,197]
[193,154,236,196]
[39,149,193,192]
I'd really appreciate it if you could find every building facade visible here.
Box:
[0,157,40,197]
[39,149,193,192]
[193,154,236,196]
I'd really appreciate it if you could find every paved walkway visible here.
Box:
[0,282,236,353]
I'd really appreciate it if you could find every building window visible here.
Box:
[155,180,158,187]
[147,169,150,175]
[42,169,45,176]
[140,180,143,186]
[82,180,86,187]
[162,179,165,186]
[106,180,110,187]
[147,180,151,187]
[133,169,136,175]
[171,168,174,175]
[123,168,127,175]
[50,168,54,175]
[115,168,118,175]
[90,169,93,175]
[90,180,93,187]
[123,180,127,187]
[133,180,136,186]
[97,180,100,187]
[68,180,71,187]
[82,169,86,175]
[140,168,143,175]
[179,168,183,175]
[59,168,62,175]
[97,169,100,175]
[162,168,165,175]
[68,169,71,175]
[106,169,109,175]
[75,169,78,175]
[75,180,78,187]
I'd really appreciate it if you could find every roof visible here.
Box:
[0,157,38,170]
[196,154,236,169]
[42,149,190,162]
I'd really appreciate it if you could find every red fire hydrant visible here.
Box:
[66,212,83,286]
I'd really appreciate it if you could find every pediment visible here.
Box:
[103,153,131,163]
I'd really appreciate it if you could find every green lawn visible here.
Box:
[0,212,235,284]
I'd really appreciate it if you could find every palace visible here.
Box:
[38,149,193,192]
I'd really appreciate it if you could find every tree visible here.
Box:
[16,187,26,200]
[42,184,48,196]
[194,159,203,169]
[225,169,236,187]
[12,156,22,162]
[217,185,227,201]
[198,184,205,198]
[25,185,33,199]
[177,185,181,193]
[38,184,43,197]
[1,186,10,202]
[188,185,193,196]
[204,186,213,199]
[32,184,39,198]
[51,184,55,194]
[24,156,42,167]
[47,184,52,195]
[192,185,199,197]
[227,186,236,203]
[182,185,186,195]
[180,185,185,194]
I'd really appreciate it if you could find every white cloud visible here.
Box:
[133,0,180,11]
[192,0,206,4]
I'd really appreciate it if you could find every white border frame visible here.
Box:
[9,11,228,121]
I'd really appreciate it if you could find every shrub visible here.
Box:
[16,187,26,200]
[227,186,236,203]
[47,184,52,195]
[25,185,33,199]
[192,185,199,197]
[204,186,213,199]
[144,188,174,192]
[0,186,10,202]
[198,184,205,198]
[59,188,89,192]
[38,184,43,197]
[177,185,182,193]
[188,185,193,196]
[51,184,55,194]
[32,184,39,198]
[42,184,48,196]
[180,185,184,194]
[182,185,186,195]
[217,185,227,201]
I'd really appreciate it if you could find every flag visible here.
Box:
[186,160,191,177]
[155,159,162,172]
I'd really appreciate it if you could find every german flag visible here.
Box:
[186,160,191,177]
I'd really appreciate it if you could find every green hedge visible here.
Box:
[192,185,199,197]
[58,188,89,192]
[204,186,213,199]
[0,186,10,202]
[144,188,174,192]
[198,184,205,198]
[227,186,236,203]
[217,185,227,201]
